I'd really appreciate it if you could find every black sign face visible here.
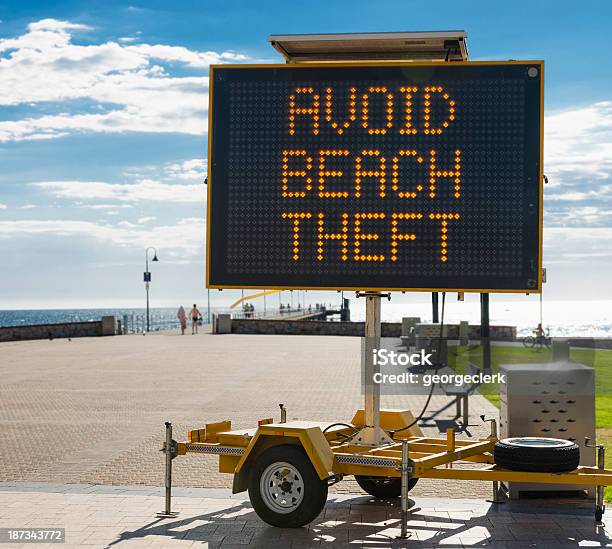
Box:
[207,62,542,292]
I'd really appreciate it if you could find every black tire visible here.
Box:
[494,437,579,472]
[248,445,328,528]
[523,336,535,349]
[355,476,418,498]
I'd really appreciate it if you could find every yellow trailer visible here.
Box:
[161,408,612,528]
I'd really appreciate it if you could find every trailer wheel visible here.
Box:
[494,437,580,472]
[248,445,328,528]
[355,476,418,498]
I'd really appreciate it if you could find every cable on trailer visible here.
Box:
[389,292,447,436]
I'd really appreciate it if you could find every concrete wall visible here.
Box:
[0,316,118,343]
[567,338,612,351]
[231,319,516,340]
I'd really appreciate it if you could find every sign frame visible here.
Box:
[206,60,544,293]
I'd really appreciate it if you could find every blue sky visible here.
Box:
[0,0,611,310]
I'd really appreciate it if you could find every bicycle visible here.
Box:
[522,329,551,350]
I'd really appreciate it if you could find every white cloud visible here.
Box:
[20,204,37,209]
[137,216,156,224]
[543,101,612,227]
[0,217,204,259]
[0,19,249,142]
[164,158,206,181]
[544,227,612,261]
[33,179,203,203]
[545,101,612,183]
[80,204,133,209]
[125,43,246,68]
[546,191,598,202]
[27,19,91,32]
[122,157,207,182]
[0,203,7,209]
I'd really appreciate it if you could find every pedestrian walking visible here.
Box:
[177,306,187,335]
[190,304,201,334]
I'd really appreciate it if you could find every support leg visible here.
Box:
[364,294,381,432]
[480,294,491,373]
[484,418,505,504]
[397,439,412,539]
[486,481,506,504]
[157,422,179,517]
[596,444,605,522]
[585,437,606,522]
[352,293,393,446]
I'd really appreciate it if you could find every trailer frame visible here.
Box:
[161,408,610,526]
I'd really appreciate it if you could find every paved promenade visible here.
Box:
[0,331,496,498]
[0,483,609,548]
[1,332,607,548]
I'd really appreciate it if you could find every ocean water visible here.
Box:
[1,300,610,338]
[349,299,612,338]
[0,308,219,331]
[0,308,177,327]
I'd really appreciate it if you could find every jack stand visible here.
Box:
[586,437,606,522]
[157,422,179,518]
[351,292,394,447]
[397,439,413,539]
[486,481,506,504]
[481,415,505,504]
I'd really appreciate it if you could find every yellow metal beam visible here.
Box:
[179,433,612,486]
[230,289,280,309]
[422,465,612,486]
[412,440,496,474]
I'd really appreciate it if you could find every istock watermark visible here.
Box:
[361,338,511,395]
[372,370,506,386]
[373,348,433,367]
[361,337,603,397]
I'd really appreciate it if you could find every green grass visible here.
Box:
[446,344,555,407]
[445,343,612,500]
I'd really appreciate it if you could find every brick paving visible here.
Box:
[0,483,609,548]
[0,331,496,497]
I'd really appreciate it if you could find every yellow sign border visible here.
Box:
[206,60,544,294]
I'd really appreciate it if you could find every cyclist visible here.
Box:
[534,323,544,341]
[523,324,550,349]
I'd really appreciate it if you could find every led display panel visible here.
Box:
[207,62,543,292]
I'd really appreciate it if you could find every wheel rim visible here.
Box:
[503,437,573,448]
[260,461,305,514]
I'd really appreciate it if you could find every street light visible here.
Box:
[145,246,159,332]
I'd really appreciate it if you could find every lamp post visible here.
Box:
[145,247,159,332]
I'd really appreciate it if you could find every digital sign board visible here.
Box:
[207,62,543,292]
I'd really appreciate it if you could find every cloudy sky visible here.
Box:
[0,0,611,310]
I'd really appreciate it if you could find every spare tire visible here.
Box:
[494,437,579,472]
